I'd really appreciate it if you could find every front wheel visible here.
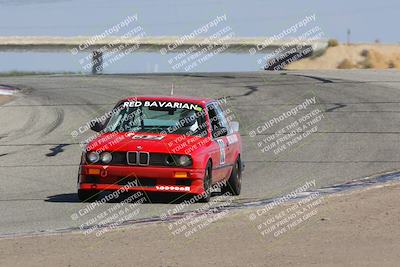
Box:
[223,157,242,195]
[199,161,212,203]
[77,189,99,202]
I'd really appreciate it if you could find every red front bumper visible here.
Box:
[78,165,206,195]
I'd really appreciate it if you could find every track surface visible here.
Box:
[1,70,400,236]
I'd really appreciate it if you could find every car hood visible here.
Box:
[86,132,208,154]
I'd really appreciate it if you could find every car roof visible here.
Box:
[120,95,215,105]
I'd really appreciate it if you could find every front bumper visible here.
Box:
[78,165,206,195]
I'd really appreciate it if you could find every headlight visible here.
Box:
[100,152,112,164]
[87,151,99,163]
[165,155,192,167]
[177,155,192,167]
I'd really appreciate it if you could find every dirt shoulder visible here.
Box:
[0,95,14,105]
[1,183,400,267]
[288,44,400,70]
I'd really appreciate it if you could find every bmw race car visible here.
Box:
[77,96,243,202]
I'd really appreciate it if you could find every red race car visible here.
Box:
[77,96,243,202]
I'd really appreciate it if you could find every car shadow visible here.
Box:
[45,193,81,203]
[45,191,222,204]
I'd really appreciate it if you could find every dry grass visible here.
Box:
[287,44,400,70]
[337,59,356,69]
[327,39,339,47]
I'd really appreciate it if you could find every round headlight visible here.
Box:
[165,155,175,166]
[100,152,112,164]
[178,155,192,167]
[87,151,99,163]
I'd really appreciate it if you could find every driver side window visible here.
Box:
[207,103,227,138]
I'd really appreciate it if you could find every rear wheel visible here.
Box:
[199,161,212,202]
[77,189,99,202]
[223,157,242,195]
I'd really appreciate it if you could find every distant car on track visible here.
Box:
[77,95,243,202]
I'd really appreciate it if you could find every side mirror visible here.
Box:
[182,116,196,127]
[214,126,228,138]
[229,121,239,132]
[90,121,104,132]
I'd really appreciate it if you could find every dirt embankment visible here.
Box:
[288,44,400,70]
[0,95,14,105]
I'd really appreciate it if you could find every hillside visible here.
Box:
[287,44,400,70]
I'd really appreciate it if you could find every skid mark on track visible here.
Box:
[227,85,259,100]
[5,108,40,142]
[42,107,64,136]
[243,85,258,96]
[291,74,334,83]
[46,144,69,157]
[325,103,347,112]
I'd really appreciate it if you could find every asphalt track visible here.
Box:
[0,70,400,236]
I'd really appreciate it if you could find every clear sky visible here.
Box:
[0,0,399,73]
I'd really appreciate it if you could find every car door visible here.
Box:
[207,102,231,182]
[214,102,237,172]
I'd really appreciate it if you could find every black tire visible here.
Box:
[199,161,212,203]
[223,156,242,195]
[78,189,99,202]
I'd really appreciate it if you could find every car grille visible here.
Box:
[127,151,150,165]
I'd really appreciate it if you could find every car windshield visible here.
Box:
[104,100,208,137]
